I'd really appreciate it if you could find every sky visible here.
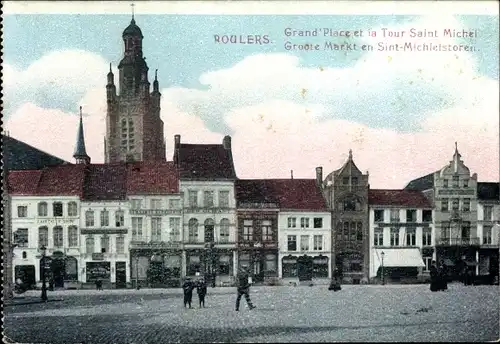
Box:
[3,2,499,188]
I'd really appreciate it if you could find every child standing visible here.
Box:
[197,278,207,308]
[182,278,194,308]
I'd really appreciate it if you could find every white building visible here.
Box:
[277,178,332,285]
[368,189,434,283]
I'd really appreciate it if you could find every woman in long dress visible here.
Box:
[429,261,439,292]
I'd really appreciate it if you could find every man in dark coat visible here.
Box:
[182,278,194,308]
[197,278,207,308]
[235,268,255,311]
[328,268,342,291]
[438,262,448,291]
[429,261,439,292]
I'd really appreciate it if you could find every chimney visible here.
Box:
[291,170,294,180]
[223,135,232,150]
[174,134,181,149]
[316,166,323,187]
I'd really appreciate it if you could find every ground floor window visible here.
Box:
[187,254,201,276]
[238,252,251,270]
[86,262,111,283]
[282,256,298,277]
[423,256,432,272]
[264,253,278,276]
[218,254,232,276]
[130,256,149,281]
[65,256,78,281]
[313,256,329,278]
[337,253,363,273]
[164,255,182,279]
[15,265,36,288]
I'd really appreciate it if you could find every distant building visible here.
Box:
[368,189,433,283]
[476,182,499,280]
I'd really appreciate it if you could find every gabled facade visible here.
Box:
[368,189,433,283]
[322,150,370,284]
[476,182,499,279]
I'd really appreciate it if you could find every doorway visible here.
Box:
[115,262,127,288]
[297,256,313,281]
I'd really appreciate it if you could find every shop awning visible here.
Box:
[371,248,425,277]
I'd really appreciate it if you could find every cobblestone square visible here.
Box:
[4,284,499,343]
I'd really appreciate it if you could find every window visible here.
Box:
[243,220,253,241]
[204,191,214,208]
[313,218,323,228]
[441,198,449,212]
[484,206,493,221]
[85,210,95,227]
[452,175,459,187]
[131,199,142,209]
[300,235,309,251]
[17,206,28,218]
[220,219,230,242]
[53,202,63,217]
[204,219,215,242]
[14,228,28,247]
[188,191,198,207]
[219,191,230,208]
[390,209,400,222]
[343,222,349,240]
[351,177,358,185]
[100,235,110,253]
[261,220,273,241]
[463,179,469,188]
[300,217,310,228]
[22,252,27,259]
[343,199,357,211]
[116,236,125,254]
[313,235,323,250]
[462,198,470,212]
[100,210,109,227]
[452,199,459,211]
[265,254,277,273]
[374,210,384,222]
[342,177,349,185]
[374,229,383,246]
[86,236,95,254]
[38,202,48,217]
[461,222,471,239]
[151,199,162,209]
[68,202,78,216]
[422,229,432,246]
[38,226,48,247]
[390,228,399,246]
[287,235,297,251]
[356,222,363,241]
[422,210,432,222]
[287,217,297,228]
[68,226,78,247]
[188,218,198,242]
[170,217,181,241]
[282,256,298,277]
[443,179,449,188]
[423,257,432,272]
[53,226,63,248]
[115,210,125,227]
[169,199,180,209]
[131,217,143,241]
[483,226,492,244]
[350,222,357,241]
[151,217,162,241]
[405,229,416,246]
[406,209,417,223]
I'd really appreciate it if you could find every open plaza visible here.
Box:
[4,284,499,343]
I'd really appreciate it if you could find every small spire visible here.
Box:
[73,106,91,164]
[348,149,353,160]
[155,69,158,81]
[109,63,112,73]
[131,3,135,22]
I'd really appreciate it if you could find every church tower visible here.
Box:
[104,16,166,163]
[74,106,91,165]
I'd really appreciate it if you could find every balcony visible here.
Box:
[437,237,480,246]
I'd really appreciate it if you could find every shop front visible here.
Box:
[131,249,183,288]
[186,248,235,286]
[238,249,278,284]
[86,261,111,283]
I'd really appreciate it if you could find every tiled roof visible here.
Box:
[369,189,432,208]
[236,179,328,211]
[404,172,435,191]
[7,170,43,195]
[3,136,69,171]
[127,161,179,195]
[37,165,86,196]
[83,164,128,201]
[477,182,499,201]
[176,144,237,180]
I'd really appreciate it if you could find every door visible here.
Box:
[115,262,127,288]
[51,258,66,288]
[297,256,313,281]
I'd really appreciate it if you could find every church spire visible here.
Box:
[73,106,91,165]
[453,141,462,173]
[153,69,159,92]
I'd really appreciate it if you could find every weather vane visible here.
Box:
[131,3,135,19]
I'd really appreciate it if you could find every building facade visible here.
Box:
[322,150,370,284]
[368,190,433,283]
[105,17,166,163]
[476,182,499,281]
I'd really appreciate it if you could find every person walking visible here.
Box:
[429,261,439,292]
[182,278,194,308]
[196,278,207,308]
[235,268,255,311]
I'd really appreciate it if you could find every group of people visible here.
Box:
[429,260,449,291]
[181,267,256,311]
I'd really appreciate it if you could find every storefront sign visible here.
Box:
[313,258,328,264]
[185,208,233,214]
[130,209,182,216]
[92,253,104,261]
[438,189,475,196]
[282,257,297,264]
[239,202,279,209]
[86,262,111,282]
[81,228,128,235]
[38,219,77,225]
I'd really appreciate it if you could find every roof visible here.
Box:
[477,182,500,201]
[236,179,328,211]
[37,165,86,196]
[175,143,237,180]
[122,18,143,37]
[369,189,432,208]
[7,170,43,195]
[83,164,127,201]
[404,172,435,191]
[127,161,179,195]
[3,136,69,172]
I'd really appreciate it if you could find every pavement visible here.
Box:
[4,284,499,343]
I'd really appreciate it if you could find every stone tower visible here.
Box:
[104,16,166,163]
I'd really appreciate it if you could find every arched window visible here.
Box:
[68,202,78,216]
[38,202,48,217]
[100,209,109,227]
[86,236,95,254]
[188,218,198,242]
[85,210,95,227]
[53,226,63,248]
[38,226,48,247]
[204,218,215,242]
[68,226,78,247]
[220,219,230,243]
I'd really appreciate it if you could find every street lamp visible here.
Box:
[40,245,48,301]
[381,251,385,285]
[135,256,140,290]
